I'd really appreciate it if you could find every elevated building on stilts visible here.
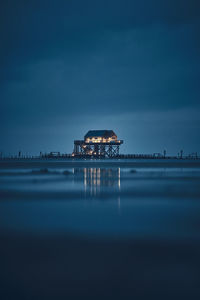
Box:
[73,130,123,158]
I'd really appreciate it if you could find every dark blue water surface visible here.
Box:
[0,160,200,299]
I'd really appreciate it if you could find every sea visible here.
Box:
[0,158,200,299]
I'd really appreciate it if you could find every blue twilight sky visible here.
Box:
[0,0,200,155]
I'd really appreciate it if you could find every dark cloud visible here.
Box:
[1,0,199,63]
[0,0,200,154]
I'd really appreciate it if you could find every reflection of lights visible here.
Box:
[82,168,121,196]
[84,168,87,191]
[118,168,121,190]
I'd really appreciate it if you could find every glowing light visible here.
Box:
[84,134,119,145]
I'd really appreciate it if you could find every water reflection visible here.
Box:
[74,168,121,197]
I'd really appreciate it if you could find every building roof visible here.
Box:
[84,130,116,139]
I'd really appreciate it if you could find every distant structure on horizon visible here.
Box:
[73,130,123,158]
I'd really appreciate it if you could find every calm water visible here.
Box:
[1,163,200,238]
[1,160,200,299]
